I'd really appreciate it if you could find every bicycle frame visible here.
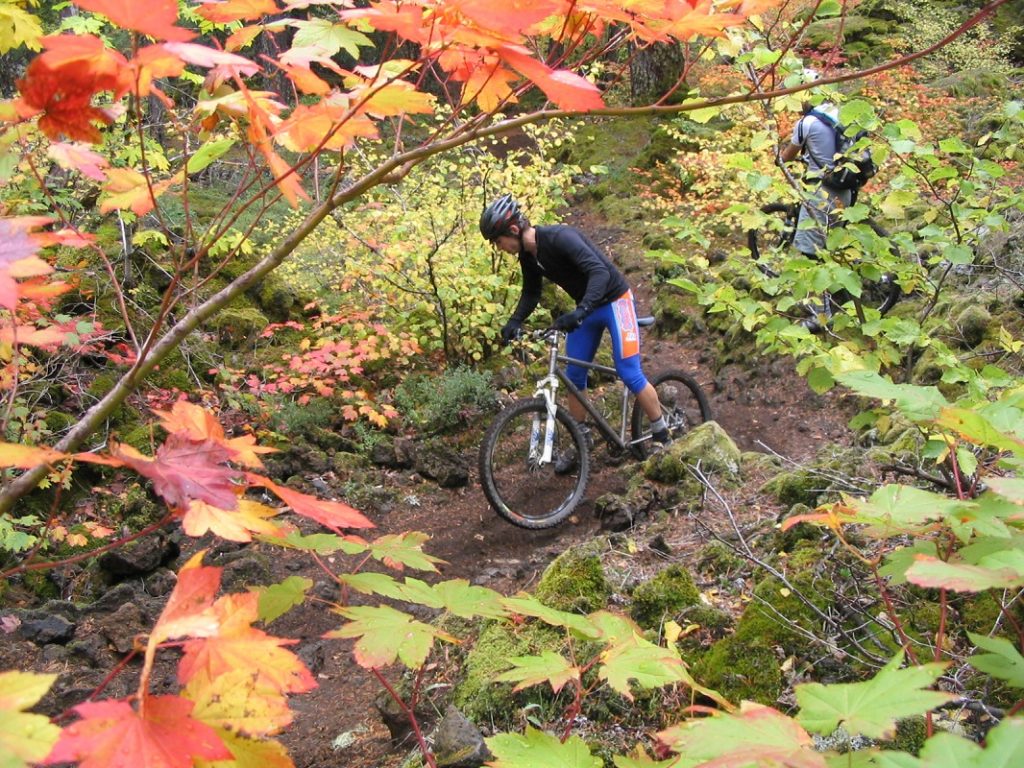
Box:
[531,331,634,458]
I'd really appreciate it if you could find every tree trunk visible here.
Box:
[630,42,686,106]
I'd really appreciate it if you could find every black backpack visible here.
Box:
[800,108,878,191]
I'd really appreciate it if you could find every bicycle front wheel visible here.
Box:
[630,371,712,459]
[478,398,590,529]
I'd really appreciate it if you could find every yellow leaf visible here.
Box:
[664,620,682,644]
[0,3,43,55]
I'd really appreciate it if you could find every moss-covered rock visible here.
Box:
[629,564,701,629]
[760,470,824,508]
[451,620,565,723]
[209,306,269,348]
[692,636,782,705]
[534,540,611,614]
[953,304,991,349]
[675,421,742,480]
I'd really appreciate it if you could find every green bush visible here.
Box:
[394,367,496,434]
[271,396,337,438]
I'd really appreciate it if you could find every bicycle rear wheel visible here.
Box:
[630,371,712,459]
[478,398,590,529]
[747,202,798,272]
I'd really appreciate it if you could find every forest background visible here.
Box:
[1,0,1024,767]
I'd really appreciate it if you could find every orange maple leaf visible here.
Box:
[274,101,377,153]
[182,498,284,542]
[153,400,226,443]
[225,24,266,52]
[130,44,188,99]
[197,0,281,24]
[178,592,316,695]
[99,168,157,216]
[110,438,242,511]
[248,474,374,531]
[43,695,230,768]
[0,442,67,469]
[74,0,194,42]
[151,551,222,645]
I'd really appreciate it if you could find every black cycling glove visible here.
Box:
[500,319,523,345]
[552,306,588,332]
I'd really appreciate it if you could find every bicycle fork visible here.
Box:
[529,339,562,466]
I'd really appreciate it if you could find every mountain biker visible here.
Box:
[777,69,853,329]
[480,194,672,450]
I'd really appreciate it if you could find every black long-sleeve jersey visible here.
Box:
[510,225,630,323]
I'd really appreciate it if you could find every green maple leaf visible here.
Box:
[846,485,973,535]
[600,640,691,701]
[327,605,456,669]
[494,651,580,694]
[796,653,955,739]
[0,671,61,768]
[870,717,1024,768]
[905,555,1024,593]
[272,531,350,554]
[398,578,508,619]
[340,572,407,600]
[487,726,603,768]
[367,532,444,572]
[500,594,600,639]
[967,632,1024,688]
[286,19,372,59]
[257,576,312,624]
[659,701,823,768]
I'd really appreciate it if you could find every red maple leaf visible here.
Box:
[248,474,374,532]
[197,0,281,24]
[43,695,230,768]
[73,0,194,42]
[110,437,241,511]
[17,35,131,142]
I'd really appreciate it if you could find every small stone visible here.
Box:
[434,706,492,768]
[20,614,75,645]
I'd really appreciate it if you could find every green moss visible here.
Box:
[534,540,611,614]
[880,717,928,756]
[630,565,700,629]
[44,410,77,436]
[696,541,745,578]
[692,636,782,705]
[958,592,1005,635]
[451,620,564,723]
[954,304,992,349]
[86,372,119,401]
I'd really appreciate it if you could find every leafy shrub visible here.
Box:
[394,368,496,434]
[270,396,337,437]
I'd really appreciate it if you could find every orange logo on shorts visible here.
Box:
[612,292,640,358]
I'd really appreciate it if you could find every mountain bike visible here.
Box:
[746,201,902,322]
[478,320,711,529]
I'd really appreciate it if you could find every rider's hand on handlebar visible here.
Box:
[500,319,523,346]
[551,307,586,333]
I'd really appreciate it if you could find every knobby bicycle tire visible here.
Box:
[630,371,712,459]
[747,202,901,318]
[478,398,590,529]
